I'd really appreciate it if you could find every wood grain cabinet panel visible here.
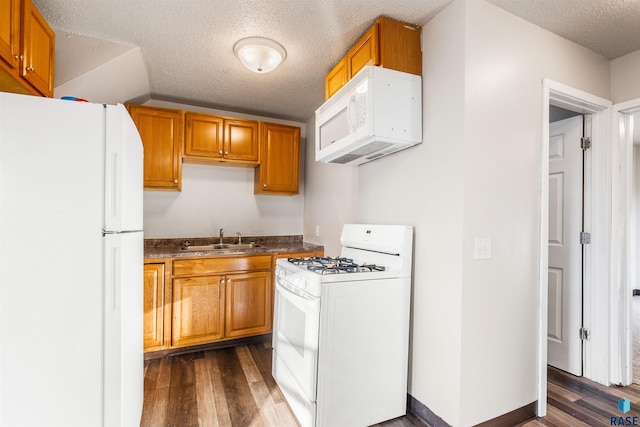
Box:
[144,263,165,351]
[173,255,272,277]
[183,113,259,166]
[172,275,225,347]
[21,0,54,97]
[325,57,348,100]
[184,112,224,161]
[347,23,379,79]
[0,0,20,71]
[0,0,54,97]
[254,122,300,195]
[128,105,184,191]
[224,119,259,164]
[324,16,422,99]
[225,272,272,338]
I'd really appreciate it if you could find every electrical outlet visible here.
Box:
[474,237,491,260]
[314,225,320,237]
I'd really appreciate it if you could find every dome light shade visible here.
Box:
[233,37,287,73]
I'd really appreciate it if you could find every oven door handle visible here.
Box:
[277,279,316,302]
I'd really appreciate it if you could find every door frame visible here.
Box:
[612,97,640,386]
[538,79,612,417]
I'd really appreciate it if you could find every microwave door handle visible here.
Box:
[347,94,357,133]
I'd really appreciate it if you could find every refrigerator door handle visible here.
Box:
[103,229,143,236]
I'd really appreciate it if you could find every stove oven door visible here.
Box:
[272,272,320,426]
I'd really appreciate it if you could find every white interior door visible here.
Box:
[548,115,584,376]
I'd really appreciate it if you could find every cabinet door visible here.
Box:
[325,57,348,100]
[144,263,165,351]
[184,112,224,162]
[254,122,300,195]
[0,0,20,70]
[172,275,225,347]
[21,0,54,97]
[224,119,259,164]
[347,22,379,79]
[128,105,183,191]
[225,271,272,338]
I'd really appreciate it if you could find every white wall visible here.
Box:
[54,47,150,105]
[302,115,358,255]
[143,100,305,238]
[303,0,611,425]
[611,49,640,104]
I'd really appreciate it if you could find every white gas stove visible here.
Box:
[272,224,413,427]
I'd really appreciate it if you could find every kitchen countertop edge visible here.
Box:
[144,238,323,259]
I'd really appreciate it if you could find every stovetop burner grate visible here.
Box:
[287,256,385,275]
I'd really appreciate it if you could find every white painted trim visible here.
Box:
[612,97,640,386]
[587,108,612,385]
[538,79,612,417]
[538,83,550,418]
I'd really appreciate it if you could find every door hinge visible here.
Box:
[580,137,591,150]
[580,232,591,245]
[579,327,590,341]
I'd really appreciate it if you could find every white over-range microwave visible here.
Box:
[315,65,422,166]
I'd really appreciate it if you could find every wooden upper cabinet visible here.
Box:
[184,113,258,166]
[0,0,54,97]
[0,0,21,71]
[325,16,422,99]
[224,119,259,164]
[128,105,184,191]
[325,57,348,100]
[348,23,379,79]
[21,0,54,97]
[254,122,300,195]
[377,16,422,75]
[184,112,224,161]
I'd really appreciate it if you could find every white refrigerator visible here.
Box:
[0,92,144,427]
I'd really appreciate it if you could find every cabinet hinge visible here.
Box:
[580,232,591,245]
[579,327,590,341]
[580,137,592,150]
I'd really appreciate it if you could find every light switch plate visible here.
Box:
[474,237,491,259]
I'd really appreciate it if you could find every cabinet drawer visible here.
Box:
[173,255,272,276]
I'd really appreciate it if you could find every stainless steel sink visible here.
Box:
[179,243,263,251]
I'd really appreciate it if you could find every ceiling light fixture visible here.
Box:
[233,37,287,74]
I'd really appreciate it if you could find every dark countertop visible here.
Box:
[144,235,323,259]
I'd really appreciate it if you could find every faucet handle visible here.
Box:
[236,231,242,244]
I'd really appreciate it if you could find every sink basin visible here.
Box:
[180,243,263,251]
[226,243,263,250]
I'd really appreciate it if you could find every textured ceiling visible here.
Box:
[32,0,640,122]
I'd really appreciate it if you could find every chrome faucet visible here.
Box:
[219,228,224,244]
[236,232,242,245]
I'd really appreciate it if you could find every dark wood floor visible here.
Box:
[142,343,640,427]
[519,367,640,427]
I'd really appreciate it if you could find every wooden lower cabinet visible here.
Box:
[172,275,225,347]
[225,271,272,338]
[152,254,273,352]
[143,262,170,352]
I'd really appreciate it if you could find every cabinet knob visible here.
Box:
[13,55,19,60]
[26,66,35,72]
[227,278,231,284]
[218,150,222,155]
[263,184,267,188]
[173,179,178,184]
[225,151,229,155]
[220,279,224,284]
